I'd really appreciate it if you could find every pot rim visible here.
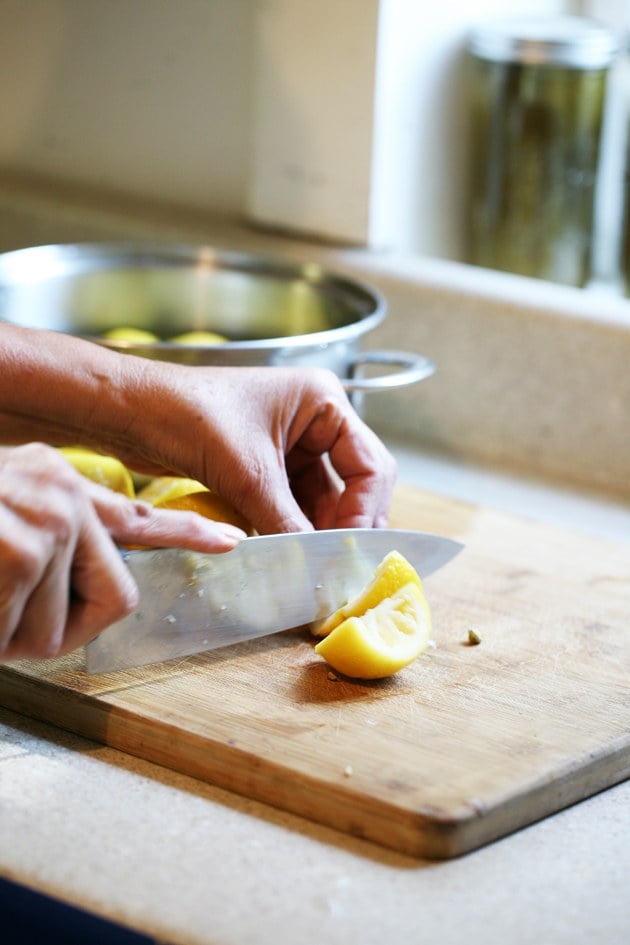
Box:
[0,240,387,349]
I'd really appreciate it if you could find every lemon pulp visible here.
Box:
[312,550,423,638]
[136,476,209,505]
[314,581,431,679]
[137,476,253,534]
[312,550,432,679]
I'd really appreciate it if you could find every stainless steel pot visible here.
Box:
[0,242,434,392]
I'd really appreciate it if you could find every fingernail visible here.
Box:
[216,524,247,542]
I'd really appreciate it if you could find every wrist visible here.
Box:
[0,324,148,452]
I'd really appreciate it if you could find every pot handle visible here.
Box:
[342,350,435,392]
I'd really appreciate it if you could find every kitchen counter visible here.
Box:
[1,444,629,945]
[0,176,629,943]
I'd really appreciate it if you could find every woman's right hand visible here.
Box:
[0,443,244,662]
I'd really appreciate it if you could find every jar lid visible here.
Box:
[469,14,618,69]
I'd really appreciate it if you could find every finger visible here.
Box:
[222,445,314,536]
[289,397,397,528]
[82,480,246,551]
[330,424,397,528]
[0,445,138,660]
[0,508,50,657]
[3,505,139,661]
[288,452,343,530]
[4,538,74,660]
[58,513,140,655]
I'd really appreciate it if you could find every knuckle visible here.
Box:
[115,498,165,543]
[94,582,138,631]
[0,537,42,585]
[19,442,76,482]
[303,366,343,397]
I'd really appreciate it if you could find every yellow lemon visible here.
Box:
[136,476,209,505]
[314,582,431,679]
[168,330,229,345]
[102,327,159,343]
[59,447,135,498]
[138,477,253,534]
[312,550,423,638]
[159,491,253,534]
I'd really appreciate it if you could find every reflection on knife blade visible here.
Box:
[85,529,463,674]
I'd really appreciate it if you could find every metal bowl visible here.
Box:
[0,242,434,392]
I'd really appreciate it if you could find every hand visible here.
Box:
[0,325,397,536]
[202,367,398,534]
[0,443,244,661]
[107,364,398,536]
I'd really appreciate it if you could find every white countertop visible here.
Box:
[1,443,629,945]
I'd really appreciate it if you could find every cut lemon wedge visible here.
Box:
[136,476,209,506]
[137,476,253,534]
[59,447,135,498]
[312,550,423,638]
[158,490,253,534]
[314,581,431,679]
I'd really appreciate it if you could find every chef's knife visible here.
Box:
[85,529,463,674]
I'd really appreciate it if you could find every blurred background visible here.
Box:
[0,0,629,284]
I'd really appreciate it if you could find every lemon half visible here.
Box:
[312,550,423,638]
[137,476,253,534]
[314,581,431,679]
[158,491,252,534]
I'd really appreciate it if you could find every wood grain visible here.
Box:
[1,484,629,858]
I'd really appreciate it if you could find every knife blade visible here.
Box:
[85,529,463,674]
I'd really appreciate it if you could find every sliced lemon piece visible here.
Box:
[168,330,228,345]
[102,327,159,343]
[136,475,209,506]
[158,490,252,533]
[312,550,423,638]
[59,447,135,497]
[138,476,253,534]
[314,582,431,679]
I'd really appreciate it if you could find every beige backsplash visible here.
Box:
[1,173,629,500]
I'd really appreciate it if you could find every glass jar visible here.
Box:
[619,45,630,295]
[466,15,618,287]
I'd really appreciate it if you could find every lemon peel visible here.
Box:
[102,327,160,343]
[158,490,253,534]
[137,477,253,534]
[168,330,228,345]
[59,447,135,498]
[314,581,431,679]
[136,476,209,506]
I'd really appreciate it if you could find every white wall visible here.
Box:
[0,0,605,263]
[247,0,381,245]
[0,0,253,214]
[248,0,575,258]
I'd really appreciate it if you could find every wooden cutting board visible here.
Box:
[1,485,629,859]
